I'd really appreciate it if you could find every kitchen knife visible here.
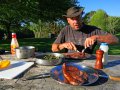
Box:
[26,73,51,80]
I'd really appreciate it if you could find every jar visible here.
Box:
[100,43,109,65]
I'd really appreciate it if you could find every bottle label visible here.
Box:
[11,45,18,54]
[102,52,108,65]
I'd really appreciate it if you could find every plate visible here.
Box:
[50,63,99,85]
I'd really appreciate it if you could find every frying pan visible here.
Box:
[26,63,99,86]
[35,53,64,66]
[85,67,120,82]
[98,72,120,81]
[63,52,93,60]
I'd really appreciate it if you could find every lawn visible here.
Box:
[0,38,55,53]
[0,37,120,55]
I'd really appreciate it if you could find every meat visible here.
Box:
[64,52,85,59]
[66,65,88,83]
[62,63,88,85]
[62,63,80,85]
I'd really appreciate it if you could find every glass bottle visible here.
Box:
[95,49,104,69]
[11,33,19,54]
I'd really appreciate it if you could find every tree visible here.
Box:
[89,9,108,31]
[37,0,79,21]
[83,11,96,24]
[107,16,120,34]
[0,0,79,39]
[0,0,37,39]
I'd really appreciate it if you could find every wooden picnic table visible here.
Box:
[0,52,120,90]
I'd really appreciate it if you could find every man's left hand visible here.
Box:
[84,35,97,48]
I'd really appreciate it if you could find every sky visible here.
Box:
[78,0,120,17]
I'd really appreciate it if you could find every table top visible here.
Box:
[0,52,120,90]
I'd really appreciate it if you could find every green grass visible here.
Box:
[93,43,120,55]
[0,37,120,55]
[0,38,55,53]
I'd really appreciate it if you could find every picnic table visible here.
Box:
[0,52,120,90]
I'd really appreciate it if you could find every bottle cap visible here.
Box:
[12,33,16,35]
[12,33,16,38]
[101,43,108,46]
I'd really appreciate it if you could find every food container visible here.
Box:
[35,53,64,66]
[15,46,35,59]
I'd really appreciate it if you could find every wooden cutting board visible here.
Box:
[0,61,34,79]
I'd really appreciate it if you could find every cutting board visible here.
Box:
[0,61,34,79]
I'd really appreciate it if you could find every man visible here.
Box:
[52,6,119,54]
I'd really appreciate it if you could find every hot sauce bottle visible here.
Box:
[11,33,19,54]
[95,49,104,69]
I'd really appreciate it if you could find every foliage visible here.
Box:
[84,9,120,34]
[0,0,35,38]
[89,9,108,31]
[83,11,96,24]
[28,20,50,38]
[36,0,79,21]
[0,0,79,39]
[107,16,120,34]
[28,20,65,38]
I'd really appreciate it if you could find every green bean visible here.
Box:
[42,54,60,61]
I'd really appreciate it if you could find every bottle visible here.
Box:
[11,33,19,54]
[99,43,109,65]
[95,49,104,69]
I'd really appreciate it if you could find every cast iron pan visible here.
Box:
[63,52,93,60]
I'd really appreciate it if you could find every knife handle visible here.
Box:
[109,76,120,81]
[26,73,50,80]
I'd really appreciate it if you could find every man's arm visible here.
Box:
[84,34,119,48]
[96,34,119,44]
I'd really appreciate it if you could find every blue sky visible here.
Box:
[78,0,120,17]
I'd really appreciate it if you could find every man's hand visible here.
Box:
[60,42,77,51]
[84,35,98,48]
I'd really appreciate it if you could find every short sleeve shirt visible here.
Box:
[53,24,108,54]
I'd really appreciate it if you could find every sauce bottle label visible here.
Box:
[11,45,17,54]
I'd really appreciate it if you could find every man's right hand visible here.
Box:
[59,42,77,51]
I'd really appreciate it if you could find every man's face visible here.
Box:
[67,16,82,30]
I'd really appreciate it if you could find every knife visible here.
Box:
[26,73,51,80]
